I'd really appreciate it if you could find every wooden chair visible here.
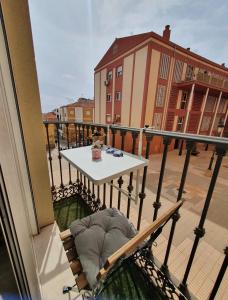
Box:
[60,200,183,297]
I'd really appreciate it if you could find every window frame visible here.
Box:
[180,91,188,110]
[159,53,170,80]
[155,85,166,107]
[107,70,112,80]
[116,65,123,77]
[115,91,121,101]
[106,94,112,102]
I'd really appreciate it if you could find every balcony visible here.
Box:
[39,121,228,300]
[175,71,228,97]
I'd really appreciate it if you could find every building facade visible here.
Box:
[55,98,94,123]
[55,98,94,142]
[94,26,228,138]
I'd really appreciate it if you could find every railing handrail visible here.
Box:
[43,120,228,148]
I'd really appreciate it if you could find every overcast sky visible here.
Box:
[28,0,228,112]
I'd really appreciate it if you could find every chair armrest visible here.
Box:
[59,229,72,241]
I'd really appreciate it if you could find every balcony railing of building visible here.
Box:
[181,69,228,91]
[44,120,228,300]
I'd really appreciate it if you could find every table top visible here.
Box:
[60,146,148,185]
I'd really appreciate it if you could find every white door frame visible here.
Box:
[0,13,42,300]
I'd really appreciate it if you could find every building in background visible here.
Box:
[94,26,228,140]
[55,98,94,142]
[55,98,94,122]
[42,112,57,148]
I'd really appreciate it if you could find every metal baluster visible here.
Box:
[74,124,80,191]
[153,137,171,221]
[127,131,138,218]
[76,170,80,193]
[66,123,72,185]
[83,175,87,199]
[117,129,127,210]
[56,123,64,192]
[109,127,116,208]
[91,125,95,136]
[97,185,101,209]
[137,133,153,230]
[78,124,81,147]
[87,178,91,204]
[44,123,55,199]
[74,123,78,147]
[209,246,228,300]
[179,146,226,296]
[161,141,194,274]
[79,172,83,195]
[102,184,106,209]
[82,124,85,146]
[179,139,184,156]
[111,126,116,147]
[86,125,90,146]
[104,127,108,145]
[92,183,95,211]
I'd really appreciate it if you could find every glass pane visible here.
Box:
[0,226,20,300]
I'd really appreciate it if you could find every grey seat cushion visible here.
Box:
[70,208,137,288]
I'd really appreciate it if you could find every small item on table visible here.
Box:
[106,146,115,154]
[92,145,101,160]
[113,150,123,157]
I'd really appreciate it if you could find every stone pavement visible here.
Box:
[47,147,228,299]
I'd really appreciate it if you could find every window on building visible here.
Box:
[107,70,112,80]
[155,85,166,107]
[173,60,184,82]
[159,53,170,79]
[116,65,123,77]
[153,113,162,129]
[185,65,194,80]
[180,91,188,109]
[200,116,211,131]
[205,96,216,112]
[86,110,91,116]
[114,114,121,123]
[106,114,112,123]
[176,116,184,131]
[115,91,121,101]
[106,94,112,102]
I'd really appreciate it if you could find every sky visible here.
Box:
[28,0,228,113]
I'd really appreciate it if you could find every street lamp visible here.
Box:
[207,120,224,171]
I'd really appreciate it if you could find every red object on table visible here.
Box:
[92,148,101,160]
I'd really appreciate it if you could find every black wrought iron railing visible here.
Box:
[44,120,228,300]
